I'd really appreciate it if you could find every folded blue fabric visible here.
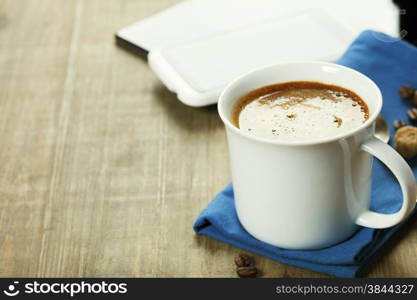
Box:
[193,31,417,277]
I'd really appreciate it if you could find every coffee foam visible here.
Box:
[236,86,368,142]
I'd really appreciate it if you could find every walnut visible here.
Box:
[394,126,417,159]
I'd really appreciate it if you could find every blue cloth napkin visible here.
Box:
[193,30,417,277]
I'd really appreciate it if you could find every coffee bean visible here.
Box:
[236,266,257,278]
[408,108,417,122]
[234,253,252,267]
[393,120,406,130]
[399,85,414,99]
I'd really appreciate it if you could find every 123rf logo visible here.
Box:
[3,281,127,297]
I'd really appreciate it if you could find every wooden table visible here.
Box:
[0,0,415,278]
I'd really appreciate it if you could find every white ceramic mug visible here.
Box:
[218,61,417,250]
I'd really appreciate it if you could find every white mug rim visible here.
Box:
[217,61,383,146]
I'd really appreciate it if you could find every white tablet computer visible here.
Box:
[116,0,398,106]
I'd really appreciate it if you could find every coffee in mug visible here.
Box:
[218,61,416,249]
[232,81,369,142]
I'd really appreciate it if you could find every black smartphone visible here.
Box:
[394,0,417,45]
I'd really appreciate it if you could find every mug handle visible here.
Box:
[356,136,417,229]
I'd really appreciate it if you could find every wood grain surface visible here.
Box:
[0,0,415,277]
